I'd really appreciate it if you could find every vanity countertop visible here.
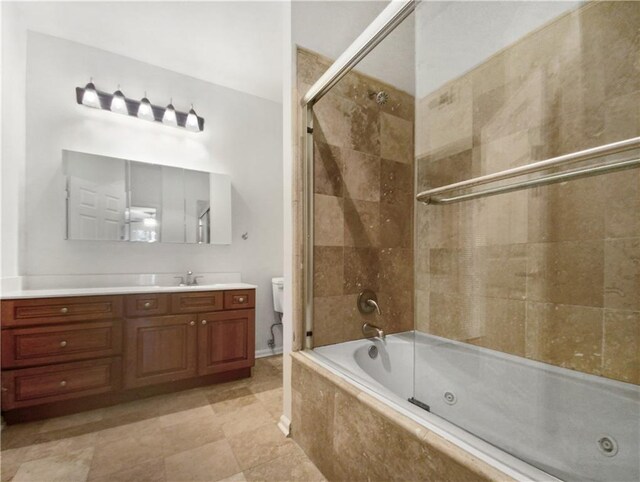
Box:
[1,283,258,300]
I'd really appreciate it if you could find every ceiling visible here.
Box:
[7,1,285,103]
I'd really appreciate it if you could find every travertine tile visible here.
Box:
[472,298,526,357]
[379,247,412,293]
[603,309,640,384]
[88,457,165,482]
[24,433,98,463]
[380,113,413,164]
[343,247,379,294]
[527,241,604,307]
[429,247,473,296]
[164,439,240,482]
[160,415,225,456]
[380,158,413,206]
[525,302,603,374]
[157,405,215,428]
[253,388,283,420]
[207,387,258,413]
[38,409,104,433]
[341,148,380,202]
[604,170,640,239]
[473,244,527,300]
[313,194,344,246]
[604,237,640,311]
[349,102,380,156]
[312,295,360,347]
[313,141,343,197]
[227,422,297,471]
[90,428,166,479]
[313,246,344,297]
[343,198,380,247]
[243,447,326,482]
[13,447,93,482]
[217,402,274,438]
[380,201,412,248]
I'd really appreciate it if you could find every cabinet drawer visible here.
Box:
[223,290,255,310]
[1,358,121,410]
[170,292,223,314]
[125,294,169,317]
[2,321,123,368]
[1,296,123,328]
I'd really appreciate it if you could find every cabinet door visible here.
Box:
[198,309,255,375]
[124,315,198,389]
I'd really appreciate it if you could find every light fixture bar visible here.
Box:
[75,86,204,132]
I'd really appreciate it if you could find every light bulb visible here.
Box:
[110,87,127,114]
[82,80,100,108]
[138,93,154,121]
[186,105,200,132]
[162,101,177,126]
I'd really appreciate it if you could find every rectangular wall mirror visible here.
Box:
[63,150,232,244]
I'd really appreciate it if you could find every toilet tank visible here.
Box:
[271,277,284,313]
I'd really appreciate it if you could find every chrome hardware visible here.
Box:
[368,345,378,359]
[444,391,457,405]
[143,302,151,309]
[201,320,207,325]
[60,341,67,347]
[362,322,385,340]
[358,289,380,315]
[60,307,69,314]
[177,271,203,286]
[59,380,67,387]
[597,436,618,457]
[189,321,196,326]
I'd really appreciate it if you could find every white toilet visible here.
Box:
[269,277,284,348]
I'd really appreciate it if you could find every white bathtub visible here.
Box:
[312,331,640,482]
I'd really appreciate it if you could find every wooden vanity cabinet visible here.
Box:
[1,289,255,420]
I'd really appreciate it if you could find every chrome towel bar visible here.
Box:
[416,136,640,205]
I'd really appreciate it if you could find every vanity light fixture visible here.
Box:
[137,92,154,121]
[186,105,200,132]
[110,86,128,115]
[75,80,204,132]
[81,79,100,108]
[162,99,178,127]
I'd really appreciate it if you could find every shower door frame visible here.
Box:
[300,0,416,350]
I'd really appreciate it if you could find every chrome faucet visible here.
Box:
[174,271,203,286]
[362,322,385,339]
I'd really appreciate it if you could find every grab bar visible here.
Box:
[416,136,640,204]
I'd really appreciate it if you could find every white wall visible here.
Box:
[292,0,414,94]
[3,29,283,353]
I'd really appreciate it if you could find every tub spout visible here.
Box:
[362,322,385,340]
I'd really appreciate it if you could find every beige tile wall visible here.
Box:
[297,48,415,347]
[415,1,640,384]
[291,352,513,482]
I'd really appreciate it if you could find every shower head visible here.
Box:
[369,90,389,105]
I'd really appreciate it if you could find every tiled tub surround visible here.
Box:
[312,332,640,482]
[290,351,517,482]
[297,48,415,347]
[415,1,640,384]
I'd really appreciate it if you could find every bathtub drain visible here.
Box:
[443,391,457,405]
[368,345,378,359]
[597,436,618,457]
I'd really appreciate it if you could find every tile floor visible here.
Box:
[0,356,326,482]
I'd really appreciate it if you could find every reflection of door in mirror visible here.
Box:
[64,152,127,241]
[197,202,210,244]
[128,206,159,242]
[184,170,210,244]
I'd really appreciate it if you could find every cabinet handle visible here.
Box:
[143,302,151,309]
[201,320,208,325]
[60,307,69,314]
[60,340,67,347]
[189,321,196,326]
[59,380,67,387]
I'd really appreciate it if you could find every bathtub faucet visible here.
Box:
[362,322,385,340]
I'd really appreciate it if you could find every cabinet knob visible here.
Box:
[238,297,245,303]
[59,380,67,387]
[60,307,69,314]
[189,321,196,326]
[1,387,8,392]
[60,340,67,347]
[201,320,208,325]
[143,302,151,309]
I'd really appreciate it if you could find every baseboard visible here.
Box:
[255,346,283,358]
[277,414,291,437]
